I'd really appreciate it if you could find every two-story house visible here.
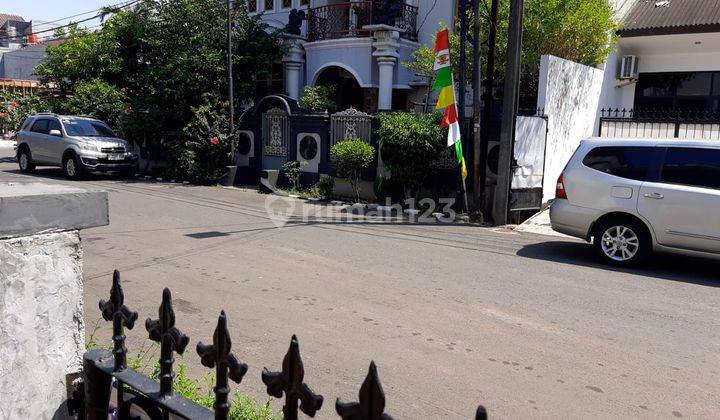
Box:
[248,0,455,112]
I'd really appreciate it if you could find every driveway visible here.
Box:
[1,146,718,419]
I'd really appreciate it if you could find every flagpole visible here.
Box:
[457,0,469,214]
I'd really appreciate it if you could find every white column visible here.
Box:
[376,57,396,111]
[281,34,306,101]
[366,25,402,111]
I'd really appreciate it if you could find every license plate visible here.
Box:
[108,153,124,161]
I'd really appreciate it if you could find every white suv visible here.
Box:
[550,138,720,266]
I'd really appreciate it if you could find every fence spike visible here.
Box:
[146,288,189,397]
[476,405,488,420]
[99,270,138,371]
[197,311,248,420]
[262,335,324,419]
[336,361,393,420]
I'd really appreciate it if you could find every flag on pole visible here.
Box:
[433,28,467,180]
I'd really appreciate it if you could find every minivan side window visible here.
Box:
[582,146,655,181]
[30,119,49,134]
[661,147,720,190]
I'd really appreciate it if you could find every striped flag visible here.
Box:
[433,28,467,180]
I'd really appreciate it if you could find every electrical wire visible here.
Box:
[27,0,138,30]
[2,0,139,42]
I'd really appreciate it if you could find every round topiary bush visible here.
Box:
[330,138,375,202]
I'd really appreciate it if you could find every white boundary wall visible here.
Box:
[537,55,605,202]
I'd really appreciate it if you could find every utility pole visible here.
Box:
[457,0,469,213]
[471,0,482,209]
[227,0,235,157]
[493,0,524,225]
[479,0,499,211]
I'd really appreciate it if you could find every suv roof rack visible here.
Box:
[35,112,59,116]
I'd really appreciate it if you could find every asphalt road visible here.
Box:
[2,146,719,419]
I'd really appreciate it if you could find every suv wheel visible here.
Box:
[17,149,36,173]
[63,154,83,180]
[593,218,650,267]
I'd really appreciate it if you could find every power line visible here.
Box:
[29,0,138,30]
[3,0,139,42]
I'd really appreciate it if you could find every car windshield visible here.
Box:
[62,118,116,137]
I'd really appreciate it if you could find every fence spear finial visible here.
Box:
[262,335,324,419]
[198,310,248,420]
[146,288,189,397]
[336,361,393,420]
[99,270,138,371]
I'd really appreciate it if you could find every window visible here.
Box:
[281,0,292,8]
[661,147,720,190]
[300,0,309,6]
[635,71,720,113]
[582,146,655,181]
[30,119,49,134]
[247,0,257,12]
[47,119,62,134]
[62,118,116,137]
[264,0,274,11]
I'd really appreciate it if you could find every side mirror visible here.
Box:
[49,129,62,137]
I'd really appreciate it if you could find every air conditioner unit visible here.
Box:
[619,55,639,80]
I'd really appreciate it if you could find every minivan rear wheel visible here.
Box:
[593,218,651,267]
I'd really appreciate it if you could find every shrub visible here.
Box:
[282,160,303,191]
[377,112,445,197]
[330,139,375,203]
[316,176,335,200]
[2,93,51,133]
[300,85,337,113]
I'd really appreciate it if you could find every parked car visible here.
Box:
[15,113,138,179]
[550,138,720,266]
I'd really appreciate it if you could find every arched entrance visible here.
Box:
[314,66,364,111]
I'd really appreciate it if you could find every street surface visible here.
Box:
[1,146,719,419]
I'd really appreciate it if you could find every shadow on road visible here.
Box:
[1,167,133,182]
[517,241,720,288]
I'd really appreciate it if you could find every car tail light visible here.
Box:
[556,173,568,199]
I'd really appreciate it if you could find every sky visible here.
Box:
[1,0,122,29]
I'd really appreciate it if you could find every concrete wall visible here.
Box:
[0,182,108,419]
[0,230,85,419]
[537,55,605,202]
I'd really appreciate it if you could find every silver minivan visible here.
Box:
[550,138,720,266]
[15,113,138,179]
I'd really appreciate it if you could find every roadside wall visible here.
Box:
[0,231,85,420]
[0,182,108,419]
[537,55,605,202]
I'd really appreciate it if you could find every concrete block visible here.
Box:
[0,182,109,237]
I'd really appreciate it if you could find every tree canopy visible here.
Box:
[35,0,286,182]
[405,0,617,104]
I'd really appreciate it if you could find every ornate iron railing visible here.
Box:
[599,108,720,140]
[71,270,488,419]
[307,1,418,42]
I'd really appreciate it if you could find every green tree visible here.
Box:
[36,0,286,183]
[404,0,616,103]
[59,79,128,129]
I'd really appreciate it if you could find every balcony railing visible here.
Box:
[307,1,419,42]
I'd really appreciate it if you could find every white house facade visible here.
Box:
[597,0,720,138]
[247,0,455,112]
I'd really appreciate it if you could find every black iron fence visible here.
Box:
[598,108,720,140]
[71,270,488,419]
